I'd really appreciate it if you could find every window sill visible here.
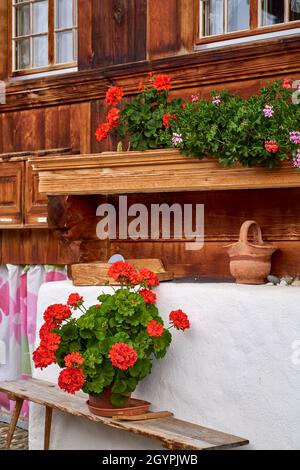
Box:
[194,27,300,51]
[10,65,78,81]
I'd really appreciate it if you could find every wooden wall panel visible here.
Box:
[108,240,300,280]
[147,0,180,59]
[147,0,195,59]
[1,1,300,275]
[0,0,8,80]
[78,0,93,69]
[0,103,91,154]
[46,189,300,279]
[92,0,147,67]
[0,229,72,265]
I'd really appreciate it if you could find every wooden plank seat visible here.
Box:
[0,378,249,451]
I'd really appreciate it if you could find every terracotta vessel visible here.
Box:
[225,220,277,285]
[88,388,130,409]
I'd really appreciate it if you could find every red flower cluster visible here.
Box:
[153,74,171,91]
[109,343,138,370]
[138,82,143,92]
[67,293,83,309]
[64,352,84,368]
[264,140,279,153]
[139,268,160,288]
[33,344,56,369]
[58,367,85,394]
[105,86,124,106]
[95,123,111,142]
[106,108,121,128]
[95,87,124,142]
[108,261,139,285]
[139,289,157,304]
[147,320,164,337]
[33,303,71,369]
[43,304,71,329]
[169,309,190,331]
[282,79,292,90]
[162,113,172,129]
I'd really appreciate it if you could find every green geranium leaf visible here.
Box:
[111,393,130,407]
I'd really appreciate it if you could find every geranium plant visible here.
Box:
[33,262,190,407]
[95,75,300,169]
[95,73,184,151]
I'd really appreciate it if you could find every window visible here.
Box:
[198,0,300,42]
[12,0,77,73]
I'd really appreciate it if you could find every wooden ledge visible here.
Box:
[30,149,300,195]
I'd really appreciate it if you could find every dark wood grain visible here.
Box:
[92,0,147,67]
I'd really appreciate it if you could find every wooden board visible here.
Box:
[31,150,300,196]
[70,258,174,286]
[0,379,249,450]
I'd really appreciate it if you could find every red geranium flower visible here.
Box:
[139,289,157,304]
[39,322,52,340]
[146,320,164,337]
[162,113,171,128]
[106,108,121,128]
[138,82,143,92]
[282,79,292,90]
[67,293,84,309]
[95,122,111,142]
[105,86,124,106]
[109,343,138,370]
[163,113,176,129]
[43,331,61,352]
[58,368,85,394]
[153,74,171,91]
[33,345,56,369]
[169,309,190,331]
[264,140,279,153]
[139,268,160,288]
[43,304,71,327]
[108,261,138,284]
[64,352,84,368]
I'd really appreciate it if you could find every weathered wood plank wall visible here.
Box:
[0,0,299,278]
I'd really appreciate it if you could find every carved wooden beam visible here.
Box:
[2,35,300,112]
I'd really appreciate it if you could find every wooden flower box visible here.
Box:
[31,149,300,196]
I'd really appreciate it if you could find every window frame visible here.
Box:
[195,0,300,45]
[9,0,78,77]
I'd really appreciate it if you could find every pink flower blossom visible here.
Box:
[293,150,300,169]
[191,94,199,102]
[282,79,292,90]
[263,105,274,118]
[172,133,183,147]
[290,131,300,144]
[212,95,221,106]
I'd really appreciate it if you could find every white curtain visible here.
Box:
[0,265,67,417]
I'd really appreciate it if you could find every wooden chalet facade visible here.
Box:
[0,0,300,279]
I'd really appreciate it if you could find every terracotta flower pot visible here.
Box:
[88,388,131,409]
[225,220,277,285]
[87,388,151,418]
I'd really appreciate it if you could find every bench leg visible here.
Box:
[4,398,24,450]
[44,406,53,450]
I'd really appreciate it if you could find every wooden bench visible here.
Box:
[0,378,249,451]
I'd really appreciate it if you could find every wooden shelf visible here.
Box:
[31,149,300,196]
